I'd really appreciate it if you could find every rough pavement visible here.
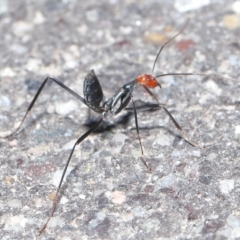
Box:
[0,0,240,239]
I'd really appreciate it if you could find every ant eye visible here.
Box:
[136,74,161,88]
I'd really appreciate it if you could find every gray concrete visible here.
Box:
[0,0,240,239]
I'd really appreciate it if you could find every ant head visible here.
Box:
[136,74,161,88]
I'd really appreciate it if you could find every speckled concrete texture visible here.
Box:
[0,0,240,239]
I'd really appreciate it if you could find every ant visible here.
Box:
[2,19,232,235]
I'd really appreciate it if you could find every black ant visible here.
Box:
[2,19,232,235]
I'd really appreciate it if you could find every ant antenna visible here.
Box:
[155,73,236,82]
[151,18,190,73]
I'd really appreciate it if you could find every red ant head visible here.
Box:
[136,74,161,88]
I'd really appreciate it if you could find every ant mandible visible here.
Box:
[2,19,229,235]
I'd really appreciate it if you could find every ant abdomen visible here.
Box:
[83,69,104,111]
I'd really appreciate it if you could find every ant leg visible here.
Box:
[131,98,152,172]
[39,116,103,235]
[3,76,86,138]
[126,102,202,148]
[125,103,160,112]
[140,86,203,148]
[161,106,203,148]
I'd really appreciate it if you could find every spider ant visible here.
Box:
[2,19,232,235]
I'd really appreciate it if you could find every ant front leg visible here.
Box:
[2,76,87,138]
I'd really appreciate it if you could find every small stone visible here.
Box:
[227,215,240,228]
[10,44,28,55]
[219,179,234,194]
[188,149,201,157]
[135,20,142,26]
[144,218,161,233]
[206,152,217,161]
[79,194,86,200]
[132,206,147,217]
[35,199,44,208]
[63,60,78,70]
[48,191,56,201]
[120,26,132,35]
[222,14,240,29]
[9,139,18,147]
[199,175,212,185]
[105,191,126,205]
[204,80,222,96]
[62,46,80,70]
[112,132,128,154]
[195,51,206,62]
[85,9,99,22]
[171,149,183,158]
[25,58,42,72]
[157,173,177,188]
[88,211,107,230]
[174,0,210,13]
[60,196,68,204]
[7,199,22,208]
[62,139,78,150]
[232,1,240,14]
[217,60,231,73]
[52,167,74,187]
[0,67,16,77]
[47,104,55,114]
[33,11,45,24]
[0,95,11,108]
[229,55,239,66]
[177,39,194,51]
[47,216,64,228]
[12,20,33,36]
[202,218,225,234]
[68,45,80,58]
[60,237,72,240]
[4,215,27,232]
[64,129,73,137]
[40,63,62,76]
[4,176,13,186]
[234,125,240,139]
[145,33,167,44]
[0,0,8,15]
[154,133,172,146]
[27,142,54,156]
[54,99,78,115]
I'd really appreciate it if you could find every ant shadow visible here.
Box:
[84,107,183,144]
[83,111,133,133]
[7,102,182,145]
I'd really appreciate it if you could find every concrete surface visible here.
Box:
[0,0,240,239]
